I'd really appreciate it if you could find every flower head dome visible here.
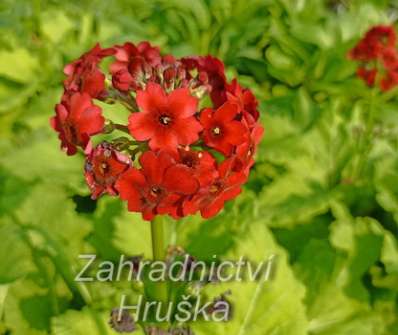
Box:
[51,41,264,220]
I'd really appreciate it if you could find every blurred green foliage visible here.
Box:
[0,0,398,334]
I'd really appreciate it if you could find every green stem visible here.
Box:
[25,225,92,306]
[353,87,377,181]
[113,123,130,134]
[150,216,169,306]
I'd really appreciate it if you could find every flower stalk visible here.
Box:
[150,215,169,307]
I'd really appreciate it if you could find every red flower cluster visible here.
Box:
[349,25,398,91]
[51,42,263,220]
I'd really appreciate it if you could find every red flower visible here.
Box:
[381,47,398,68]
[116,151,199,220]
[381,68,398,91]
[182,56,227,107]
[200,102,248,155]
[50,92,104,155]
[64,43,114,98]
[350,25,398,91]
[234,124,264,176]
[177,147,218,187]
[349,25,396,62]
[357,67,377,87]
[110,42,161,91]
[128,83,202,151]
[85,142,131,199]
[53,41,263,221]
[226,79,259,124]
[183,157,247,219]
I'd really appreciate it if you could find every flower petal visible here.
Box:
[116,168,146,212]
[173,117,202,145]
[148,129,179,152]
[168,88,198,118]
[139,151,173,185]
[163,165,199,194]
[214,102,239,122]
[136,82,167,114]
[128,112,156,141]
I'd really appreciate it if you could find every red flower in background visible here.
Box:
[64,43,114,98]
[357,67,377,86]
[51,92,104,155]
[350,25,398,91]
[85,142,130,199]
[349,25,396,61]
[51,40,263,220]
[129,83,202,151]
[201,102,248,156]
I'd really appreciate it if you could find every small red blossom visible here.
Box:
[64,43,114,98]
[177,147,218,187]
[350,25,398,91]
[357,67,377,87]
[51,92,104,155]
[226,79,259,124]
[85,142,131,199]
[234,124,264,176]
[110,42,161,91]
[182,56,227,107]
[380,68,398,91]
[128,83,202,151]
[200,102,248,156]
[349,25,396,62]
[116,151,199,220]
[183,157,247,219]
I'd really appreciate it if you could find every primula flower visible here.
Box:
[51,92,104,155]
[380,68,398,91]
[183,157,247,219]
[200,102,248,156]
[234,124,264,176]
[357,67,377,87]
[226,79,259,124]
[128,82,202,151]
[110,42,161,91]
[350,25,398,91]
[182,56,227,107]
[349,25,396,62]
[177,147,218,187]
[85,142,131,199]
[116,151,199,220]
[64,43,114,98]
[52,40,263,220]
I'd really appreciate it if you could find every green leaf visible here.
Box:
[87,197,125,262]
[0,168,35,218]
[51,308,128,335]
[14,183,91,259]
[4,279,54,335]
[176,192,256,260]
[374,154,398,225]
[192,221,308,335]
[111,210,153,259]
[0,131,84,189]
[40,11,74,43]
[0,48,38,83]
[0,221,34,284]
[0,284,7,317]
